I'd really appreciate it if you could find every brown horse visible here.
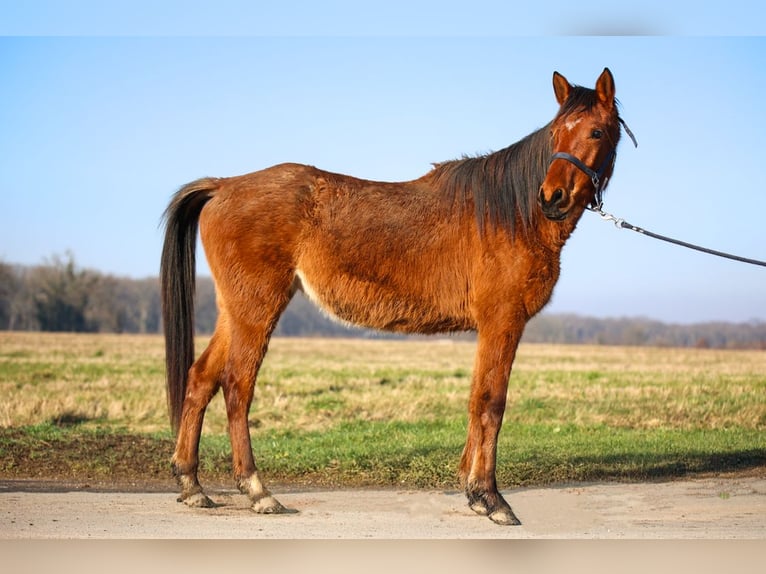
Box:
[161,68,625,525]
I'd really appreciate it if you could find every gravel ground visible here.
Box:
[2,476,765,539]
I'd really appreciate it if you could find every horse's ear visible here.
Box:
[595,67,615,108]
[552,71,571,105]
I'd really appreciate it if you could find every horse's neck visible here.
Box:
[537,208,587,252]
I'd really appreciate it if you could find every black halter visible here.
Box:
[549,148,615,210]
[548,117,637,211]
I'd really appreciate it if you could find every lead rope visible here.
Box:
[587,206,766,268]
[588,117,765,267]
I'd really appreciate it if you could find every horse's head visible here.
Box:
[539,68,622,221]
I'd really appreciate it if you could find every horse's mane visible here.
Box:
[432,85,601,236]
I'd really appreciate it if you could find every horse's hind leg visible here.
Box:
[172,331,227,508]
[222,316,293,514]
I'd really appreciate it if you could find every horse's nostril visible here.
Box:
[539,187,566,208]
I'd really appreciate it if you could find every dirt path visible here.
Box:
[2,476,765,539]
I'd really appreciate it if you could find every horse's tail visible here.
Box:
[160,177,219,435]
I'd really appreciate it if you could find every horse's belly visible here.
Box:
[294,269,473,334]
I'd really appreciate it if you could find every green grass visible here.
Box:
[5,418,762,489]
[227,421,765,488]
[0,332,764,489]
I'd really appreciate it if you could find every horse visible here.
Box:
[161,68,626,525]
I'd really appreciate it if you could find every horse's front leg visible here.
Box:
[459,325,522,526]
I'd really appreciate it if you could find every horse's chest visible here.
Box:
[522,259,561,317]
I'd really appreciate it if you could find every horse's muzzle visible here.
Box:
[538,186,570,221]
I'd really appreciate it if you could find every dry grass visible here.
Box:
[510,345,766,430]
[1,332,764,434]
[0,333,166,431]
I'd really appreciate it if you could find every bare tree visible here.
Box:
[31,252,97,332]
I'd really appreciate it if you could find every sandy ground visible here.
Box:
[1,476,765,539]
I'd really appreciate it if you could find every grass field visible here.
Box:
[0,331,764,489]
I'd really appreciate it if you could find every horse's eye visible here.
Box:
[591,129,603,139]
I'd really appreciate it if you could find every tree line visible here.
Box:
[1,254,765,349]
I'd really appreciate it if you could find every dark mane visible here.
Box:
[431,85,602,236]
[431,124,552,236]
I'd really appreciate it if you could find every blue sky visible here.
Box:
[1,6,765,324]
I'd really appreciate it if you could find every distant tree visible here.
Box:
[194,277,218,334]
[0,261,14,329]
[135,277,161,333]
[0,261,15,329]
[0,264,38,330]
[31,252,98,332]
[86,274,142,333]
[2,255,766,347]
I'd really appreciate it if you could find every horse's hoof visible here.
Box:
[489,507,521,526]
[466,488,520,525]
[251,495,297,514]
[468,499,489,516]
[178,492,216,508]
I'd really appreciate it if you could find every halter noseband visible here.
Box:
[548,117,637,211]
[549,148,615,210]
